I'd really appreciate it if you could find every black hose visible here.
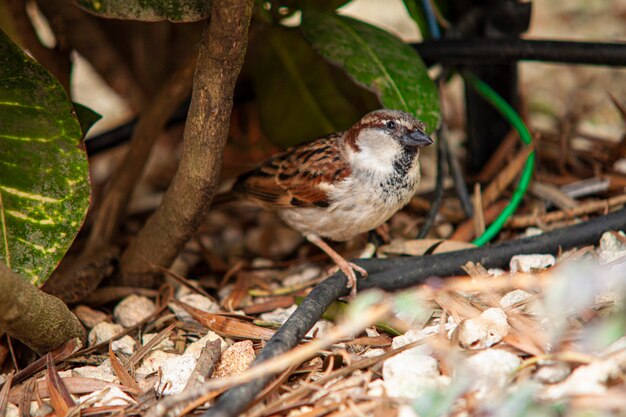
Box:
[413,39,626,67]
[203,206,626,417]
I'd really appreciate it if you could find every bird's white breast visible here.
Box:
[278,151,421,241]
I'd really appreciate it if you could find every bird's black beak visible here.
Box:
[399,130,433,148]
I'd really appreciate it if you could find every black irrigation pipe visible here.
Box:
[413,39,626,67]
[84,39,626,157]
[204,206,626,417]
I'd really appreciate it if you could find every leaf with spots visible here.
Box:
[76,0,210,22]
[301,7,440,133]
[0,29,90,285]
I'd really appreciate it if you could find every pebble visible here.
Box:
[597,231,626,264]
[212,340,255,379]
[453,308,509,350]
[533,361,571,384]
[113,295,156,327]
[466,349,522,399]
[88,322,124,346]
[156,353,198,395]
[186,331,228,355]
[382,349,450,398]
[111,335,136,355]
[72,364,118,383]
[542,349,626,400]
[510,254,556,273]
[169,293,220,322]
[136,350,179,379]
[499,289,534,312]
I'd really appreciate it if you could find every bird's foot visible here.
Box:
[332,259,368,298]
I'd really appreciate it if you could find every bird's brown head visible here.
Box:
[345,109,432,151]
[344,109,433,173]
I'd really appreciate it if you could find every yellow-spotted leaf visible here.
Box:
[0,29,90,285]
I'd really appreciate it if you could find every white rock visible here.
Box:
[523,227,544,237]
[382,349,449,399]
[363,348,385,358]
[136,350,179,379]
[392,318,457,350]
[306,320,334,338]
[466,349,522,399]
[112,335,136,355]
[542,350,626,400]
[88,322,124,346]
[533,362,571,384]
[79,386,136,407]
[72,365,118,383]
[156,353,198,396]
[499,289,534,311]
[366,379,385,397]
[169,293,219,322]
[487,268,506,277]
[259,305,297,325]
[212,340,256,378]
[510,254,556,273]
[283,266,322,287]
[5,403,18,417]
[453,308,509,350]
[113,295,156,327]
[142,333,175,351]
[186,331,228,355]
[597,231,626,264]
[365,328,380,338]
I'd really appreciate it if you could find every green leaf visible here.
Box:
[0,29,90,285]
[301,7,440,133]
[76,0,210,22]
[251,27,376,147]
[73,102,102,138]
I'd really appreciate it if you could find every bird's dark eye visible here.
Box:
[386,120,397,130]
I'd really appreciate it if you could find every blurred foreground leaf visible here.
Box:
[76,0,210,22]
[0,30,90,285]
[301,7,440,133]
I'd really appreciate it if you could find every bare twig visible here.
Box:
[507,193,626,229]
[119,0,254,286]
[35,0,145,111]
[85,55,196,252]
[7,0,71,91]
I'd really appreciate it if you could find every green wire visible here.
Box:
[463,72,536,246]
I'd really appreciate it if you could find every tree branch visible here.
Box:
[119,0,254,286]
[0,262,84,354]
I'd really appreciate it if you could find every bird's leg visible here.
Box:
[306,234,367,297]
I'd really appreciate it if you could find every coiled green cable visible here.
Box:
[464,72,535,246]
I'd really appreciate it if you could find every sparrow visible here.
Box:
[222,109,433,296]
